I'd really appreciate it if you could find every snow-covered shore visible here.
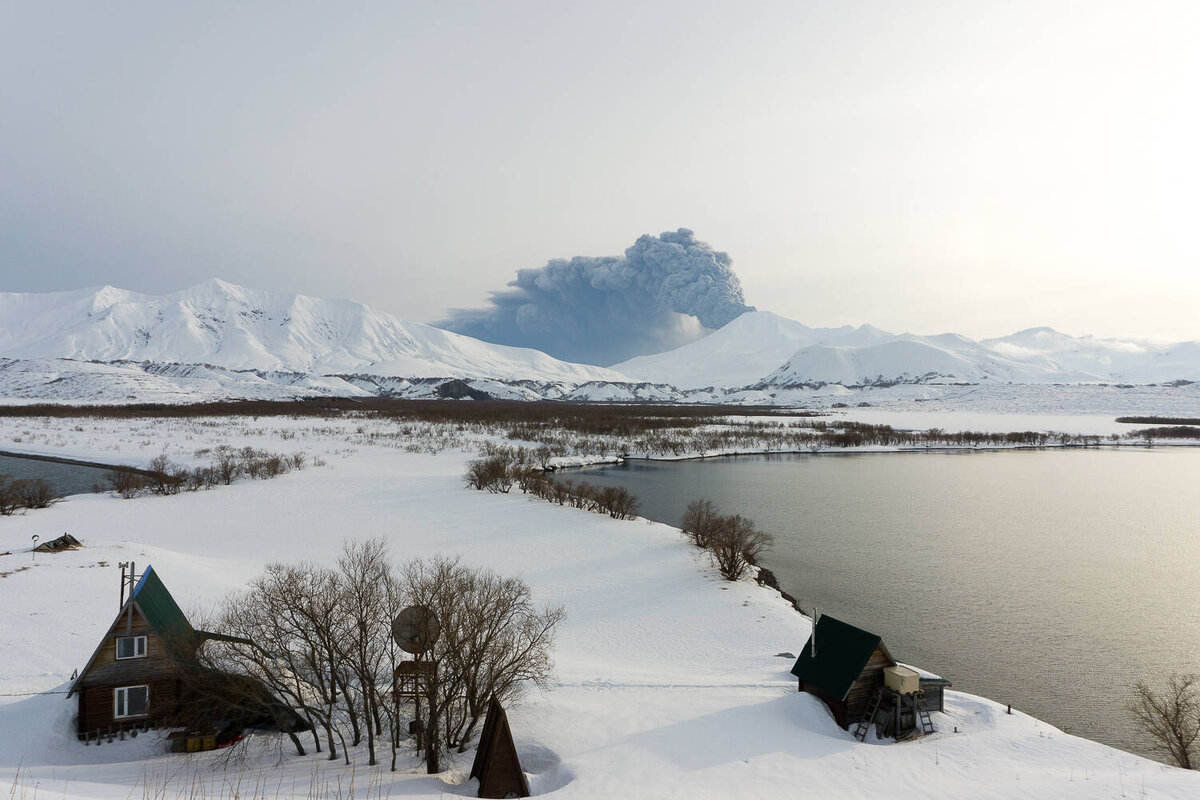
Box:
[2,414,1199,799]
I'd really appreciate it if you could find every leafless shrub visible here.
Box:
[13,478,60,509]
[107,469,148,499]
[213,446,242,484]
[592,485,640,519]
[147,455,184,495]
[1129,673,1200,769]
[707,513,773,581]
[0,475,20,515]
[464,455,514,493]
[680,499,720,548]
[183,465,218,491]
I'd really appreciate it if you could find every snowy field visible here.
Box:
[2,414,1199,799]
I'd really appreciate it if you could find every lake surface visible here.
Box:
[559,448,1200,759]
[0,454,114,498]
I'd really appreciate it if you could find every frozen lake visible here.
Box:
[559,447,1200,758]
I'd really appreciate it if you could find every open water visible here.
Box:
[558,447,1200,759]
[0,454,113,498]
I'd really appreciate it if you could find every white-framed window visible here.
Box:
[113,685,149,718]
[115,635,147,660]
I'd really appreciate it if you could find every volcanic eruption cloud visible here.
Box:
[439,229,754,366]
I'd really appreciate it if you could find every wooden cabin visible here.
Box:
[790,615,897,729]
[68,565,306,741]
[69,566,204,736]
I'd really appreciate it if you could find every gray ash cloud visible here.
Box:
[438,229,753,366]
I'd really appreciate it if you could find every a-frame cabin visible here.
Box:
[69,566,205,736]
[69,565,310,743]
[68,566,210,736]
[790,615,895,730]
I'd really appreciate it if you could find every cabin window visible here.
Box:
[115,635,147,660]
[113,685,149,718]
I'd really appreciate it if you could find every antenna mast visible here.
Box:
[118,561,138,607]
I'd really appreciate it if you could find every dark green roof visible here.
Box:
[131,565,195,642]
[790,615,883,701]
[68,564,199,697]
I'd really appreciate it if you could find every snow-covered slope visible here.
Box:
[618,313,1200,389]
[613,311,893,388]
[983,327,1200,384]
[0,280,623,383]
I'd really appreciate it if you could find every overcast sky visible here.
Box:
[2,1,1198,342]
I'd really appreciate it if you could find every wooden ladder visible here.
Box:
[853,687,885,742]
[917,692,935,736]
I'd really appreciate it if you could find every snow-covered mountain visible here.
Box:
[3,282,1198,404]
[0,280,623,383]
[613,311,897,388]
[617,311,1200,389]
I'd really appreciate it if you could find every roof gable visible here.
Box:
[68,565,197,696]
[130,566,195,643]
[790,615,887,701]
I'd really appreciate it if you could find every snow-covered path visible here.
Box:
[1,416,1198,798]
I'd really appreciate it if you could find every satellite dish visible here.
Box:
[392,605,441,654]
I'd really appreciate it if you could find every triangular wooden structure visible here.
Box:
[469,696,530,799]
[68,565,306,740]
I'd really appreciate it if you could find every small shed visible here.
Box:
[469,696,530,799]
[789,615,896,729]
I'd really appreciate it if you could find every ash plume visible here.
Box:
[439,228,754,366]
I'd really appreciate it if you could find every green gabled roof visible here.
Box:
[68,564,198,697]
[130,565,195,642]
[790,615,884,701]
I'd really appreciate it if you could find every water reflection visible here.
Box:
[558,448,1200,758]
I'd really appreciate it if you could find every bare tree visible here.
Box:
[0,475,20,515]
[464,455,515,493]
[708,514,773,581]
[13,478,61,509]
[402,556,563,770]
[335,538,393,767]
[146,455,184,495]
[213,446,242,485]
[198,543,561,773]
[205,562,351,761]
[594,486,640,520]
[107,469,148,499]
[680,499,720,548]
[1129,674,1200,769]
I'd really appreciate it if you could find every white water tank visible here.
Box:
[884,665,921,695]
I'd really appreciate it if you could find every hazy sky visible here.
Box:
[2,1,1198,343]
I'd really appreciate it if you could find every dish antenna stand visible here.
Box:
[391,606,442,773]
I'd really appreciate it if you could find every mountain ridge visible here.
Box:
[3,282,1200,403]
[0,280,624,383]
[616,311,1200,388]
